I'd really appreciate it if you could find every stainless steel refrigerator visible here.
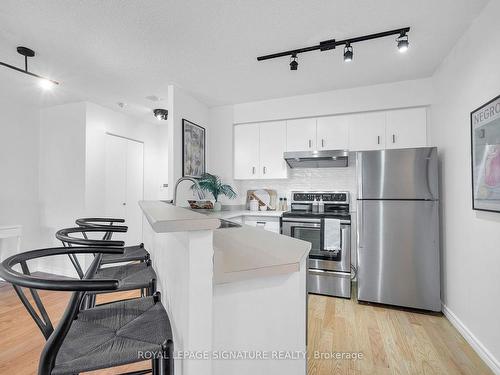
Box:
[356,147,441,312]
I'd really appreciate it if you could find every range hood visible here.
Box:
[284,150,349,168]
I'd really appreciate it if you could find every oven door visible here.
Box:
[281,217,350,273]
[281,218,322,253]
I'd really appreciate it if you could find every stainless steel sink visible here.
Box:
[217,219,241,229]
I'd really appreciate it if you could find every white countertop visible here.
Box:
[140,201,310,284]
[139,201,220,232]
[213,225,310,284]
[194,208,284,219]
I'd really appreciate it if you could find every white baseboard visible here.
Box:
[442,303,500,375]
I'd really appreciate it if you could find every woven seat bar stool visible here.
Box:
[56,227,157,303]
[0,247,174,375]
[76,218,150,265]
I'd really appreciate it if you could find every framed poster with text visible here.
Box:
[471,94,500,212]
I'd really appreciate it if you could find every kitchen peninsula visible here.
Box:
[139,201,310,375]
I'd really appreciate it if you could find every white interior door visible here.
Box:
[105,134,144,245]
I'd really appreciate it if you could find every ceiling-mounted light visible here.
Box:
[290,54,298,71]
[38,78,56,90]
[0,46,59,87]
[257,27,411,67]
[153,108,168,120]
[397,32,409,53]
[344,43,353,62]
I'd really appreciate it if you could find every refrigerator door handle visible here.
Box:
[357,201,364,249]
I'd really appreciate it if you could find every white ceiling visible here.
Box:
[0,0,489,117]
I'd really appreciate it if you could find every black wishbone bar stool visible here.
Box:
[56,227,157,301]
[76,218,150,265]
[0,247,174,375]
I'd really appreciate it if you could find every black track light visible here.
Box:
[344,44,353,62]
[0,46,59,89]
[290,54,298,71]
[397,32,409,53]
[257,27,411,69]
[153,108,168,120]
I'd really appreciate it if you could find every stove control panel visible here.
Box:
[291,191,349,204]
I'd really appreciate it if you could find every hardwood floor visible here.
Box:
[0,281,493,375]
[307,288,493,375]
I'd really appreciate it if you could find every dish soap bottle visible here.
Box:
[312,197,319,213]
[318,197,325,213]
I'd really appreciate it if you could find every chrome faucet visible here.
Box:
[172,177,206,205]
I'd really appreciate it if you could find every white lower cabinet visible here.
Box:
[243,216,280,234]
[234,121,287,180]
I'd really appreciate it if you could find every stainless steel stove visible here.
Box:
[281,191,351,298]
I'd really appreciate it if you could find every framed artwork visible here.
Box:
[471,94,500,212]
[182,119,206,178]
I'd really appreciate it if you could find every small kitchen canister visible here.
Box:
[249,198,259,212]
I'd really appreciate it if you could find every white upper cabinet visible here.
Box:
[259,121,287,179]
[286,118,316,151]
[234,123,260,179]
[385,108,427,149]
[234,121,287,180]
[348,112,387,151]
[316,116,349,150]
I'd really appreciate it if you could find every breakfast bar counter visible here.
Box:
[139,200,309,375]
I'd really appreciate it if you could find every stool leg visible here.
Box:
[152,357,160,375]
[160,340,174,375]
[149,278,157,296]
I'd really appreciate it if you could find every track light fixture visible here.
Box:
[397,32,409,53]
[257,27,410,69]
[0,46,59,88]
[153,108,168,120]
[344,43,353,62]
[290,54,298,71]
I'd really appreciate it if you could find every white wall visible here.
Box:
[233,78,433,124]
[38,101,166,275]
[39,102,87,246]
[168,85,210,202]
[0,93,41,257]
[430,0,500,371]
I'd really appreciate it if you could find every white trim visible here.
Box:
[442,303,500,375]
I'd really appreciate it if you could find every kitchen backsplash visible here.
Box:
[234,158,357,210]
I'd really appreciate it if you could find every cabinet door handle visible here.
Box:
[308,139,312,148]
[256,221,266,227]
[321,139,325,148]
[252,166,256,175]
[263,166,267,174]
[392,134,396,143]
[377,136,380,145]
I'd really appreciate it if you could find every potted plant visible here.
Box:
[192,173,237,211]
